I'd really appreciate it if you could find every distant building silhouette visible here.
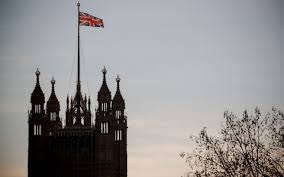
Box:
[28,67,127,177]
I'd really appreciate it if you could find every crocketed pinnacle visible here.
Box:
[47,77,60,112]
[31,68,45,104]
[98,66,111,102]
[112,75,125,110]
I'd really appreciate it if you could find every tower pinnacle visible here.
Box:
[47,77,60,112]
[31,68,45,104]
[113,75,125,111]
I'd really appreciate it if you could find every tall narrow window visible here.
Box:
[33,125,41,136]
[115,130,122,141]
[104,103,107,111]
[101,122,109,134]
[50,112,56,121]
[106,122,108,133]
[39,125,41,135]
[116,111,121,118]
[35,105,41,113]
[34,125,36,135]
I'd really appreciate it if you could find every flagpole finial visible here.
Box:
[77,1,80,7]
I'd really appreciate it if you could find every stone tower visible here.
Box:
[28,67,128,177]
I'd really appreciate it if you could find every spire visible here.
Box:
[31,68,45,104]
[77,1,81,83]
[112,75,125,110]
[47,77,60,112]
[98,66,111,102]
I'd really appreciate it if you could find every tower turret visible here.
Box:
[31,68,45,114]
[95,66,115,176]
[97,66,111,112]
[29,69,45,138]
[112,75,125,116]
[112,75,127,177]
[47,77,60,113]
[46,77,62,131]
[28,69,47,177]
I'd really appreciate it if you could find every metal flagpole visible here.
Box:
[77,1,80,84]
[76,1,81,125]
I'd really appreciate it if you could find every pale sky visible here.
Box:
[0,0,284,177]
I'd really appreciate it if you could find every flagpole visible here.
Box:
[77,1,80,84]
[76,1,81,126]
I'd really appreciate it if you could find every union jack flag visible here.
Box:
[79,12,104,27]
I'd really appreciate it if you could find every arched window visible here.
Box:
[116,111,121,119]
[33,124,41,136]
[115,130,122,141]
[102,103,109,112]
[35,105,41,113]
[101,103,108,111]
[101,122,109,134]
[34,125,36,135]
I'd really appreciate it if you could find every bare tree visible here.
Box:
[181,107,284,177]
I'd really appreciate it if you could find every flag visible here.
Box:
[79,12,104,27]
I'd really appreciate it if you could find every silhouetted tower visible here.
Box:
[28,2,128,176]
[94,69,127,177]
[98,66,112,112]
[112,75,127,177]
[95,67,114,176]
[28,69,47,177]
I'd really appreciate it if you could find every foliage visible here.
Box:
[181,107,284,177]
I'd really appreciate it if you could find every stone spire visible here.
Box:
[31,68,45,104]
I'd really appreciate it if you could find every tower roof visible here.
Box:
[47,77,60,112]
[98,66,111,102]
[31,68,45,104]
[112,75,125,110]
